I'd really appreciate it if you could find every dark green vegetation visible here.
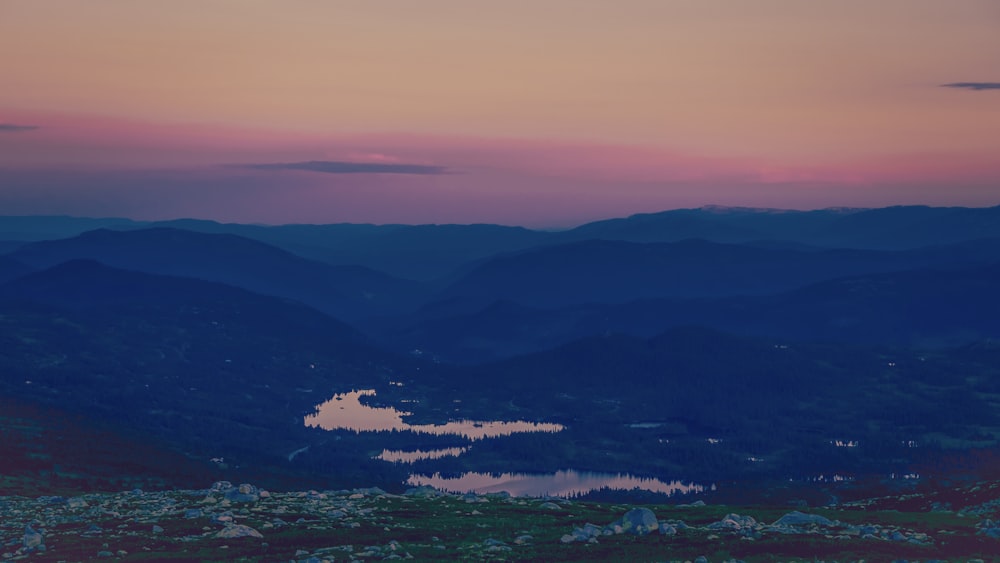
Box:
[0,396,222,497]
[5,482,1000,562]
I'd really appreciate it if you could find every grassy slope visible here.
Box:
[3,486,1000,562]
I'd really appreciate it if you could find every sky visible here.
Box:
[1,0,999,227]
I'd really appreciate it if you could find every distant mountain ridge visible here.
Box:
[6,227,428,321]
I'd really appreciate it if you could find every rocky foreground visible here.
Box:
[3,481,1000,562]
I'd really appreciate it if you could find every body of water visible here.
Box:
[305,389,564,439]
[377,447,469,463]
[406,469,714,497]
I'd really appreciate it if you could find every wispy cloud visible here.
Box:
[0,123,40,132]
[940,82,1000,91]
[237,160,448,175]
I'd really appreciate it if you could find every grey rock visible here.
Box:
[482,538,507,547]
[403,486,444,498]
[22,524,43,551]
[620,507,659,536]
[708,513,758,531]
[152,525,164,534]
[772,511,835,527]
[225,483,260,503]
[210,480,233,492]
[215,524,264,539]
[539,502,561,510]
[211,511,235,525]
[67,496,89,509]
[184,508,203,519]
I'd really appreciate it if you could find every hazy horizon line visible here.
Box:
[5,202,1000,232]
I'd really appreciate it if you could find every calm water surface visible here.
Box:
[407,469,714,497]
[377,447,469,463]
[305,389,564,439]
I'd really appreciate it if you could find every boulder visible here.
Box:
[404,486,445,498]
[619,508,659,536]
[225,483,260,503]
[210,481,233,492]
[211,511,235,525]
[67,496,89,509]
[708,513,760,538]
[22,524,43,551]
[215,524,263,539]
[772,511,834,528]
[708,513,758,531]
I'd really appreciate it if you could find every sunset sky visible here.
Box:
[2,0,998,227]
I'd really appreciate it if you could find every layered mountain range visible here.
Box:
[2,205,999,497]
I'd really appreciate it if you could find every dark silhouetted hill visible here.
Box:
[7,227,428,320]
[436,238,1000,310]
[374,261,1000,363]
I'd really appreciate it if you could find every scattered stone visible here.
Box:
[539,501,561,510]
[403,486,445,498]
[67,496,89,508]
[215,524,264,539]
[210,510,235,525]
[210,480,233,492]
[772,510,834,528]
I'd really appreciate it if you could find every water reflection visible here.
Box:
[305,390,564,440]
[377,447,469,463]
[407,470,714,497]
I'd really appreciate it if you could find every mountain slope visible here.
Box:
[374,261,1000,363]
[0,261,423,475]
[437,237,1000,310]
[7,227,428,320]
[0,255,32,284]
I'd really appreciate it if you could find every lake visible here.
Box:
[304,389,564,439]
[407,469,714,497]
